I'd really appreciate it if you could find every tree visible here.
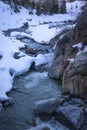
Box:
[73,8,87,45]
[58,0,66,14]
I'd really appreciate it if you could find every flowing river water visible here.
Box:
[0,71,63,130]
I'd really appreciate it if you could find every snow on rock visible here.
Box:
[73,43,87,55]
[35,54,47,66]
[73,42,82,49]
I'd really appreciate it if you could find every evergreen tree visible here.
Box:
[59,0,66,14]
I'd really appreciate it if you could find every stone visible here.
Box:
[34,98,58,115]
[74,52,87,75]
[63,72,87,98]
[48,30,76,79]
[48,55,64,79]
[62,52,87,98]
[55,105,84,130]
[3,97,15,107]
[71,98,84,106]
[27,125,50,130]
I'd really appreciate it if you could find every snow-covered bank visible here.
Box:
[0,0,86,100]
[0,31,47,101]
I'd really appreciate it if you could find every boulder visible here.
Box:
[48,55,64,79]
[55,105,84,130]
[34,98,58,116]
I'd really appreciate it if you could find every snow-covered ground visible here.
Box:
[0,0,86,100]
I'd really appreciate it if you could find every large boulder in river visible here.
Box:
[55,105,84,130]
[34,98,58,116]
[62,52,87,98]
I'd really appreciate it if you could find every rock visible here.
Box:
[48,30,77,79]
[3,97,15,107]
[27,125,50,130]
[74,52,87,75]
[48,55,64,79]
[55,105,84,130]
[34,98,58,116]
[63,73,87,98]
[25,48,37,55]
[71,98,84,106]
[14,52,26,59]
[62,51,87,98]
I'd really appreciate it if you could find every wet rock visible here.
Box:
[27,125,50,130]
[71,98,84,106]
[48,30,76,79]
[55,105,84,130]
[48,55,64,79]
[25,48,37,55]
[62,52,87,98]
[14,52,25,59]
[34,98,58,116]
[3,97,15,107]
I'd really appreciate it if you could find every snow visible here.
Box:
[0,0,86,100]
[73,43,87,55]
[73,42,82,49]
[35,54,47,66]
[68,43,87,64]
[68,58,74,63]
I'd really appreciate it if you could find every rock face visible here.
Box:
[48,29,87,98]
[55,105,84,130]
[34,98,58,115]
[48,30,77,79]
[62,52,87,98]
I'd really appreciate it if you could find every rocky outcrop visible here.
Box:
[48,30,78,79]
[48,28,87,98]
[55,105,84,130]
[62,52,87,98]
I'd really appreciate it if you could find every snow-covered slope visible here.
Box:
[0,0,86,100]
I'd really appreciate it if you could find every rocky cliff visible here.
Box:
[48,8,87,98]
